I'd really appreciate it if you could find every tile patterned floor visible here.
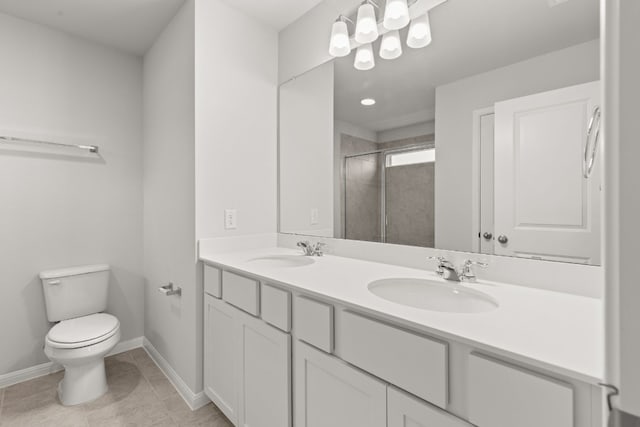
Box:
[0,349,233,427]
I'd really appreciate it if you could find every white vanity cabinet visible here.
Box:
[204,276,291,427]
[294,341,387,427]
[203,261,603,427]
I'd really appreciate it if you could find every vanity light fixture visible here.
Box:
[355,1,379,44]
[354,43,376,70]
[380,30,403,60]
[407,13,432,48]
[328,0,447,70]
[329,17,351,57]
[361,98,376,106]
[383,0,410,30]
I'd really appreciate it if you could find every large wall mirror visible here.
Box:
[279,0,602,265]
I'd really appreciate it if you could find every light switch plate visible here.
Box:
[224,209,237,229]
[310,208,319,225]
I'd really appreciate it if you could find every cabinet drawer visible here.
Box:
[388,386,471,427]
[468,353,573,427]
[294,296,334,353]
[222,271,260,316]
[339,311,448,408]
[261,283,291,332]
[203,264,222,298]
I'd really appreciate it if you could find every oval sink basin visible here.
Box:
[246,255,315,268]
[368,278,498,313]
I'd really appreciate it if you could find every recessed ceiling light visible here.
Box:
[361,98,376,106]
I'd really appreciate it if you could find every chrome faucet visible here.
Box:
[297,241,325,257]
[427,257,487,282]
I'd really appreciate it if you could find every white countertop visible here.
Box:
[200,247,604,384]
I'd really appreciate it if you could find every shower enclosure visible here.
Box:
[343,144,435,248]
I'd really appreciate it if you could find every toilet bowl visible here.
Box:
[44,313,120,406]
[40,264,119,406]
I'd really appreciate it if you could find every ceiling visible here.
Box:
[0,0,322,55]
[334,0,600,132]
[0,0,186,55]
[223,0,324,31]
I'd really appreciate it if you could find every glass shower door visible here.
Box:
[344,152,383,243]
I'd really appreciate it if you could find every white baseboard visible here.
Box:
[0,360,63,389]
[109,336,144,356]
[142,338,210,410]
[0,336,144,389]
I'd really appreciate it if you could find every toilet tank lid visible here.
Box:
[40,264,110,280]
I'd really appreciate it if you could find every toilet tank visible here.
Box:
[40,264,110,322]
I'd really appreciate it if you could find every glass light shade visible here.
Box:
[407,13,432,48]
[354,43,375,70]
[379,30,402,60]
[329,20,350,57]
[383,0,410,30]
[355,3,379,44]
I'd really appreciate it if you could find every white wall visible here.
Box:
[280,61,334,236]
[0,13,144,374]
[143,0,278,394]
[435,40,600,252]
[377,120,435,143]
[194,0,278,241]
[278,0,360,84]
[143,0,198,392]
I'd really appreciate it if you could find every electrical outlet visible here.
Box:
[224,209,237,229]
[310,208,319,225]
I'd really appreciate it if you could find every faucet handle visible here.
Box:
[464,259,488,268]
[313,242,326,256]
[427,256,446,275]
[461,259,488,281]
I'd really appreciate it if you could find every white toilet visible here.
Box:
[40,264,120,406]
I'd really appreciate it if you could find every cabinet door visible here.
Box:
[238,310,291,427]
[468,353,573,427]
[294,341,386,427]
[204,295,238,425]
[388,387,471,427]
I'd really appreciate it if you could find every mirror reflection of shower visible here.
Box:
[342,134,435,247]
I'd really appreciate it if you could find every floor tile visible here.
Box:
[0,349,227,427]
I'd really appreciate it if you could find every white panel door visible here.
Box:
[294,341,386,427]
[238,310,291,427]
[494,81,601,263]
[204,295,238,425]
[387,386,471,427]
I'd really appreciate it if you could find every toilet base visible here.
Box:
[58,358,108,406]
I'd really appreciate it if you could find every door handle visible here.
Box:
[583,106,601,178]
[497,235,508,244]
[483,232,493,240]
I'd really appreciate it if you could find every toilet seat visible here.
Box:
[46,313,120,349]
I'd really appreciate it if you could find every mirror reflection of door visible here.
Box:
[477,81,601,264]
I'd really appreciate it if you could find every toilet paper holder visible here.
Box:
[158,282,182,297]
